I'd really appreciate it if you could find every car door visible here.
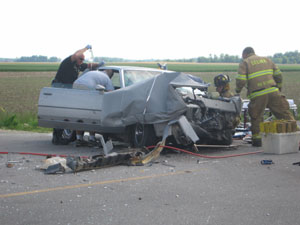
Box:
[38,87,105,132]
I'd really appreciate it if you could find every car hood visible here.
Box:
[101,72,205,127]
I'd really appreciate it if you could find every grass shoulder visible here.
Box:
[0,112,51,133]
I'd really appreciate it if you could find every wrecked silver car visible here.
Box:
[38,66,242,147]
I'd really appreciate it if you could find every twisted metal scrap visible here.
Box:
[66,141,165,172]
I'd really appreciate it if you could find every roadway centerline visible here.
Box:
[0,168,204,198]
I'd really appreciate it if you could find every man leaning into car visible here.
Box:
[72,70,115,147]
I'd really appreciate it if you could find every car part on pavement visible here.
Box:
[66,153,133,172]
[44,163,66,174]
[66,125,170,172]
[293,161,300,166]
[261,160,274,165]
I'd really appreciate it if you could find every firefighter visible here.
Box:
[214,74,233,98]
[214,73,240,128]
[235,47,295,147]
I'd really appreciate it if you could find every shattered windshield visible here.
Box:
[124,70,162,86]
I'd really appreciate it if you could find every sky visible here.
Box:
[1,0,299,60]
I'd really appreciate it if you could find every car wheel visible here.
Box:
[62,129,76,142]
[52,128,76,145]
[131,123,157,148]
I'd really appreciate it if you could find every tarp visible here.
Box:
[100,72,208,127]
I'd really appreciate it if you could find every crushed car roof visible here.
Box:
[100,72,210,127]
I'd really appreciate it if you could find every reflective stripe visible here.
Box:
[252,134,261,139]
[236,74,247,80]
[248,69,273,80]
[274,69,281,76]
[248,87,278,99]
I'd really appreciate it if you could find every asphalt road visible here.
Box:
[1,129,300,225]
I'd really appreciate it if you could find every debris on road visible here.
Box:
[161,160,176,168]
[39,156,67,169]
[6,163,14,168]
[66,141,166,172]
[7,160,23,163]
[66,152,132,172]
[292,161,300,166]
[4,136,267,175]
[261,160,274,165]
[36,156,68,174]
[44,163,66,174]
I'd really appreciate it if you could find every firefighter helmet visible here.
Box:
[214,74,230,87]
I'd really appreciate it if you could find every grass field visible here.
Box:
[1,62,300,72]
[0,63,60,71]
[0,62,299,131]
[0,71,54,131]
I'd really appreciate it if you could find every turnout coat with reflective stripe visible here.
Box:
[236,53,282,99]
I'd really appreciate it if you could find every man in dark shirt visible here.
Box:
[52,45,99,88]
[51,45,100,145]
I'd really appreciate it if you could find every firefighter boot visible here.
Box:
[252,137,262,147]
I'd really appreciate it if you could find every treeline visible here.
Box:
[15,55,61,62]
[271,51,300,64]
[0,55,61,62]
[169,54,241,63]
[162,51,300,64]
[1,50,300,64]
[93,57,130,62]
[93,55,242,63]
[81,50,300,64]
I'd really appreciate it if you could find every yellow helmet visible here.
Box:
[214,74,230,87]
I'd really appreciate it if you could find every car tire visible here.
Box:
[131,123,157,148]
[52,128,76,145]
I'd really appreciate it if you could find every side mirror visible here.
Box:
[95,84,105,92]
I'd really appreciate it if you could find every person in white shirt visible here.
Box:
[73,70,114,91]
[73,69,114,147]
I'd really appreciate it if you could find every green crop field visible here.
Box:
[0,62,60,72]
[1,62,300,72]
[0,62,299,131]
